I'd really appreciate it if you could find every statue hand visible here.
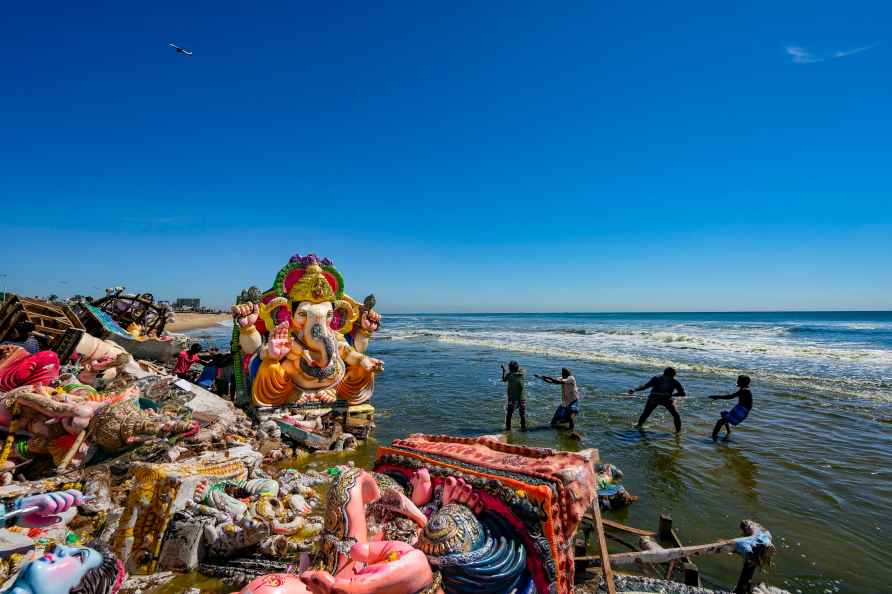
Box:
[232,303,260,328]
[361,311,380,332]
[15,489,84,528]
[267,323,293,360]
[302,541,433,594]
[361,357,384,373]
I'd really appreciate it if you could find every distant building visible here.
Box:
[174,297,201,311]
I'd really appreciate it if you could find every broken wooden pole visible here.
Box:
[658,513,673,540]
[735,561,757,594]
[683,562,701,586]
[591,536,742,565]
[576,518,775,593]
[602,518,656,537]
[638,536,664,552]
[590,501,617,594]
[57,429,87,471]
[665,559,676,580]
[664,513,700,586]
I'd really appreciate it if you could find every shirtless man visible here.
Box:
[628,367,686,433]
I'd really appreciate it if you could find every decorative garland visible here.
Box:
[0,410,21,469]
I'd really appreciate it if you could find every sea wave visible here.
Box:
[383,327,892,366]
[786,322,892,334]
[440,335,890,402]
[380,327,892,402]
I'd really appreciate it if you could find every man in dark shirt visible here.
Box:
[709,375,754,442]
[501,361,526,431]
[628,367,686,433]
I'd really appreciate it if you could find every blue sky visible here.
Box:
[1,1,889,312]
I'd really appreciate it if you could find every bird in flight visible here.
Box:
[168,43,193,56]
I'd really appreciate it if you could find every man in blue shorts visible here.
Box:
[709,375,753,442]
[537,368,579,431]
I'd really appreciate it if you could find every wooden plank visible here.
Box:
[578,536,744,566]
[18,298,67,319]
[590,501,617,594]
[659,514,673,539]
[683,562,701,587]
[666,525,700,586]
[665,560,676,580]
[601,518,657,537]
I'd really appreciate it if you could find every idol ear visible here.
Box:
[330,299,359,334]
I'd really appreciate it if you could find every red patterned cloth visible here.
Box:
[0,349,60,391]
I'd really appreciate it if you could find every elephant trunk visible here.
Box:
[378,488,428,529]
[299,324,339,380]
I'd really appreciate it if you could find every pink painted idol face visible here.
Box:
[9,545,103,594]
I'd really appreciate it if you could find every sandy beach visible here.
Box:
[166,312,230,332]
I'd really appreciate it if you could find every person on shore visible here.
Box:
[196,348,220,389]
[709,375,753,442]
[628,367,686,433]
[174,343,205,379]
[501,361,526,431]
[536,368,579,432]
[213,351,234,398]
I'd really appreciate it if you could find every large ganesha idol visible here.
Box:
[232,254,383,408]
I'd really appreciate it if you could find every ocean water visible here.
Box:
[190,312,892,593]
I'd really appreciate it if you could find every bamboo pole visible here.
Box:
[57,430,87,471]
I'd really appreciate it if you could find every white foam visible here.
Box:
[381,322,892,402]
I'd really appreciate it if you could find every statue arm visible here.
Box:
[238,326,262,355]
[342,343,365,366]
[233,303,262,355]
[342,344,383,371]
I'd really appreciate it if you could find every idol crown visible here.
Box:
[288,263,336,303]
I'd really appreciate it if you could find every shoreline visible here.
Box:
[166,312,230,332]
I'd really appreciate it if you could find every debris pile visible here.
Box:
[0,253,778,594]
[0,254,387,594]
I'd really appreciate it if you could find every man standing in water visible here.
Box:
[628,367,686,433]
[501,361,526,431]
[536,368,580,434]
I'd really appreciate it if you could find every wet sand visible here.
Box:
[166,312,229,332]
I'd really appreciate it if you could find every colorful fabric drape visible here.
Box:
[0,349,61,391]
